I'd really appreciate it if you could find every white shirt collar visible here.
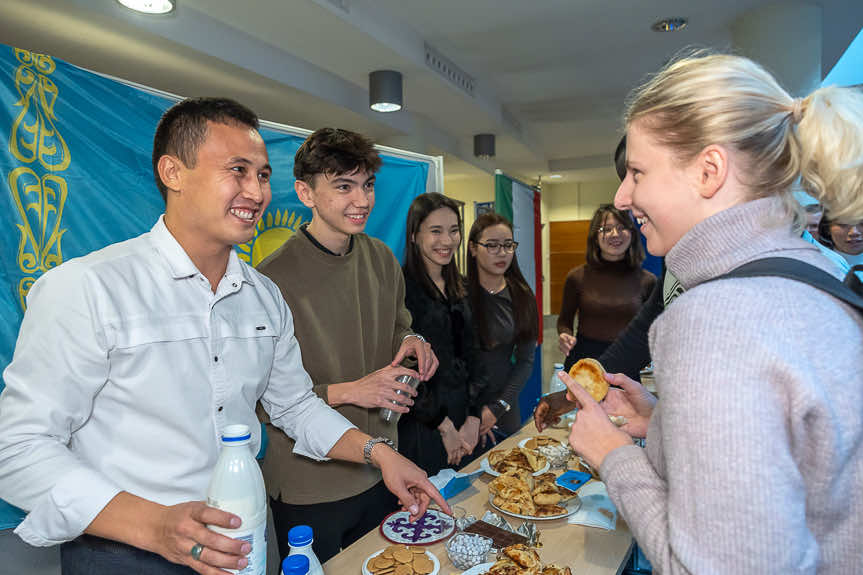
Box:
[150,215,255,286]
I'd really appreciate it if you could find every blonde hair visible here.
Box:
[624,51,863,224]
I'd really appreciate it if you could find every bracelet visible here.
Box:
[402,333,426,344]
[363,436,395,465]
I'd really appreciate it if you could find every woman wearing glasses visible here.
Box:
[557,205,656,371]
[399,193,485,474]
[466,213,538,445]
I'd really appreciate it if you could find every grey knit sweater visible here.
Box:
[601,197,863,574]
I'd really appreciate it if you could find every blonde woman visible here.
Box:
[561,53,863,573]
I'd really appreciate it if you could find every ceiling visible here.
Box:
[0,0,860,184]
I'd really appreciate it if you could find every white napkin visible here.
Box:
[567,481,618,530]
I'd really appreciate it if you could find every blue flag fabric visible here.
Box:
[0,43,427,529]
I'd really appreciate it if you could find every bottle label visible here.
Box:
[229,521,267,575]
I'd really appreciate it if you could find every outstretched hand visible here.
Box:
[373,445,452,522]
[533,390,577,432]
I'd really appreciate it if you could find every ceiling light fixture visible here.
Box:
[369,70,403,112]
[473,134,495,159]
[651,17,687,32]
[549,174,562,179]
[116,0,175,14]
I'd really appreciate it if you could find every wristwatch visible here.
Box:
[402,333,426,343]
[489,399,511,418]
[363,436,396,465]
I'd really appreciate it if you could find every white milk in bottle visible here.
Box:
[206,424,267,575]
[287,525,324,575]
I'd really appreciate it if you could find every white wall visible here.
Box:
[444,174,495,244]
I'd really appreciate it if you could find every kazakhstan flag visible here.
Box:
[0,43,427,529]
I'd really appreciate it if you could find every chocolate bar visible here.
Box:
[463,521,528,549]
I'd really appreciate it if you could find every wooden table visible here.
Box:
[323,424,634,574]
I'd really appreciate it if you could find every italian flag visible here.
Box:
[494,172,543,340]
[495,172,544,421]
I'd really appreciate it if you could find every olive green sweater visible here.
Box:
[256,230,412,504]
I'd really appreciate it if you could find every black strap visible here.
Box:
[712,257,863,313]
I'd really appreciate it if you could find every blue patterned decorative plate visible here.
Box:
[379,509,456,545]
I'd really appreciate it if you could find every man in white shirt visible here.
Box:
[0,97,448,574]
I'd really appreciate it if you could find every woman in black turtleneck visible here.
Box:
[557,205,656,371]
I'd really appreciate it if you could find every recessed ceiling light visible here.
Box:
[651,17,687,32]
[116,0,175,15]
[549,174,562,179]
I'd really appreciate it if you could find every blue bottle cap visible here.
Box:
[281,554,310,575]
[288,524,314,546]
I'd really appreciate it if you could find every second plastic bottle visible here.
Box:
[287,525,324,575]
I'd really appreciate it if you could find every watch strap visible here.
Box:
[363,436,395,465]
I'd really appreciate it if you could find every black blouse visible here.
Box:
[472,286,536,416]
[402,273,484,428]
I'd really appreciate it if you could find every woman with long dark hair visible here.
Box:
[557,205,656,371]
[398,193,484,475]
[466,213,538,444]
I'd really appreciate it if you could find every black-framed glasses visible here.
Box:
[598,225,630,237]
[476,240,518,254]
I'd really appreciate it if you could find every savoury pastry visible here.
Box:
[568,358,609,402]
[502,544,541,569]
[534,504,567,517]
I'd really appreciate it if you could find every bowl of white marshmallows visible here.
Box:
[445,532,493,570]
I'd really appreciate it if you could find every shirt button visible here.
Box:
[214,356,219,362]
[217,406,223,412]
[232,282,238,288]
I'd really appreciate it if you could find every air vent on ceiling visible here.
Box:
[424,43,475,97]
[321,0,350,14]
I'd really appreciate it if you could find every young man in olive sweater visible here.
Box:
[257,128,438,563]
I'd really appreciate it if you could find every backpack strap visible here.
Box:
[712,257,863,313]
[845,264,863,296]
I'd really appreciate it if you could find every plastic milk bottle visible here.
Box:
[206,424,267,575]
[287,525,324,575]
[281,555,310,575]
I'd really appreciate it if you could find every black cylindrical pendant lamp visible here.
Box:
[369,70,403,112]
[474,133,495,158]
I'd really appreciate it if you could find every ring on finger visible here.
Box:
[190,542,205,561]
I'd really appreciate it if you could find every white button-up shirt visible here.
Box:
[0,217,354,546]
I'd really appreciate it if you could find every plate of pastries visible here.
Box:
[480,447,549,477]
[487,469,580,520]
[460,543,572,575]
